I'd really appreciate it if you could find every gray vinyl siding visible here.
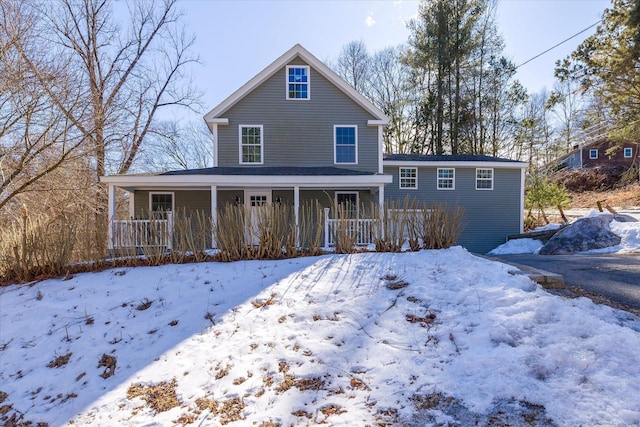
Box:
[217,57,379,172]
[133,190,211,218]
[384,166,522,254]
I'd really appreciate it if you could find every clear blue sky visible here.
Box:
[176,0,609,121]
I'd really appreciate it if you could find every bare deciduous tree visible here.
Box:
[3,0,200,253]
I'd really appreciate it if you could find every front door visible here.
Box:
[245,190,272,208]
[244,190,272,244]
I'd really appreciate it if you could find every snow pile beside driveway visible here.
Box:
[490,211,640,255]
[1,248,640,426]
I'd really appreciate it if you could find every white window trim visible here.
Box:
[334,125,358,165]
[476,168,494,191]
[286,65,310,100]
[399,167,418,189]
[149,192,175,213]
[239,125,264,165]
[437,168,455,190]
[589,149,598,159]
[624,147,633,158]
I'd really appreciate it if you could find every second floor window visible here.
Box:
[287,65,309,100]
[335,125,357,164]
[240,125,263,164]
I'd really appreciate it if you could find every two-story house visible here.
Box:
[102,44,527,254]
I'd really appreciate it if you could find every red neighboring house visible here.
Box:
[554,139,639,170]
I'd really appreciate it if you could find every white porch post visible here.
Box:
[107,184,116,250]
[378,184,385,241]
[324,207,330,249]
[211,185,218,249]
[128,191,135,218]
[294,186,300,247]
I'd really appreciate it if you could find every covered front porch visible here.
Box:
[101,167,392,253]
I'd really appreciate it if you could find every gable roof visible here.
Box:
[203,44,389,125]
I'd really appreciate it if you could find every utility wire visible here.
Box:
[515,20,601,69]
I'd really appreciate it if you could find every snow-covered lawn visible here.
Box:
[1,247,640,426]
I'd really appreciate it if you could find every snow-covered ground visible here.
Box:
[2,247,640,426]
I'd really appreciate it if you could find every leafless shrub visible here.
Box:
[213,203,249,262]
[139,215,170,266]
[254,204,289,259]
[171,208,211,263]
[0,207,76,283]
[296,201,324,256]
[370,199,408,252]
[420,203,465,249]
[330,201,358,254]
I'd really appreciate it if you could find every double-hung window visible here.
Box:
[476,168,494,190]
[239,125,263,164]
[286,65,309,100]
[149,192,174,219]
[334,125,357,164]
[624,147,633,158]
[437,168,455,190]
[399,167,417,189]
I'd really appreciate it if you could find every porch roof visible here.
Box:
[101,166,392,191]
[160,166,374,176]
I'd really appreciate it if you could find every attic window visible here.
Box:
[624,147,633,158]
[286,65,309,100]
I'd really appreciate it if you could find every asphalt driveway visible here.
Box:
[489,253,640,312]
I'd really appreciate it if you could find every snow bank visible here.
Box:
[1,248,639,426]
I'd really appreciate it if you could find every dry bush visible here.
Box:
[0,207,77,283]
[171,208,211,263]
[213,204,249,262]
[298,201,325,256]
[330,202,358,254]
[551,165,628,192]
[370,198,422,252]
[420,203,465,249]
[126,379,180,414]
[254,204,290,259]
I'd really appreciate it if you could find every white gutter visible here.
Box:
[383,160,529,169]
[100,173,392,187]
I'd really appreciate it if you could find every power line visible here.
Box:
[515,20,601,70]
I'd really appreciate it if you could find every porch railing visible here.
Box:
[323,208,427,248]
[323,208,376,247]
[109,213,173,251]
